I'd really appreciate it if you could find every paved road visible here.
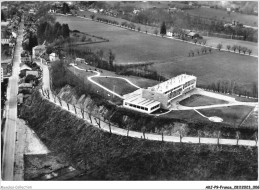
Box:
[177,102,257,110]
[71,64,139,99]
[2,21,24,181]
[43,91,258,147]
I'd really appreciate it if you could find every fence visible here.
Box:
[40,87,258,147]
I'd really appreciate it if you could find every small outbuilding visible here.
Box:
[26,70,39,78]
[49,53,59,62]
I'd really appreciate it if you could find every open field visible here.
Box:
[73,11,258,56]
[150,51,258,92]
[92,77,138,96]
[199,105,255,128]
[185,7,258,27]
[56,15,257,95]
[179,94,229,107]
[56,15,199,64]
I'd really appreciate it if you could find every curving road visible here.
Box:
[2,21,24,181]
[71,64,140,99]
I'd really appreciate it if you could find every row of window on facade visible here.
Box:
[124,102,160,111]
[164,85,182,95]
[183,79,196,89]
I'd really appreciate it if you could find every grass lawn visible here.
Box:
[179,94,229,107]
[161,109,209,123]
[92,77,138,96]
[241,109,258,129]
[161,105,256,129]
[70,31,105,45]
[199,105,255,128]
[150,51,258,93]
[67,63,158,102]
[74,62,159,88]
[56,15,199,64]
[185,7,258,27]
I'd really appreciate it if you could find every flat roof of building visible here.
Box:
[124,93,160,108]
[148,74,196,94]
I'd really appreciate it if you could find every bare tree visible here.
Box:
[231,45,237,52]
[242,47,248,54]
[247,49,252,55]
[217,43,222,51]
[196,49,200,55]
[226,45,231,51]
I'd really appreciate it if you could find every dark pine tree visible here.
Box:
[62,3,70,14]
[28,32,38,53]
[1,11,6,21]
[160,21,166,36]
[109,50,115,69]
[62,24,70,38]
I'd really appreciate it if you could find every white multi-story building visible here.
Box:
[123,74,197,113]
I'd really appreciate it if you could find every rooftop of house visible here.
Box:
[124,92,160,108]
[33,44,46,50]
[1,59,12,64]
[75,57,85,61]
[19,83,33,88]
[148,74,196,94]
[20,64,32,71]
[26,70,39,77]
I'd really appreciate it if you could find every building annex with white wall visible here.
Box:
[123,74,197,113]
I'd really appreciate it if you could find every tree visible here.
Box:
[237,46,242,54]
[81,35,86,42]
[90,14,95,20]
[226,45,231,51]
[196,49,200,55]
[62,3,70,14]
[137,26,141,32]
[28,32,38,53]
[193,39,197,44]
[201,47,206,54]
[217,43,222,51]
[54,22,62,37]
[154,29,158,35]
[247,49,252,55]
[109,50,115,68]
[160,21,166,36]
[46,45,54,54]
[232,45,237,52]
[97,49,104,60]
[242,47,248,54]
[25,74,37,83]
[1,11,6,21]
[190,50,194,56]
[208,47,212,53]
[62,24,70,38]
